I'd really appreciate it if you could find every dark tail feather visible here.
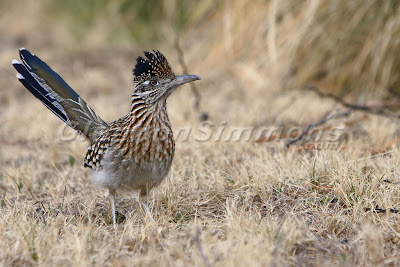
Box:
[15,72,71,126]
[12,48,108,140]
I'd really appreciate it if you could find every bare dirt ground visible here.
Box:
[1,1,400,266]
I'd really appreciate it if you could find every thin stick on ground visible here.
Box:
[305,85,400,119]
[174,38,201,111]
[285,109,352,148]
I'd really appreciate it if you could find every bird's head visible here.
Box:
[132,50,200,104]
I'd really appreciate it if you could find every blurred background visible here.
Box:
[1,0,400,150]
[2,0,400,104]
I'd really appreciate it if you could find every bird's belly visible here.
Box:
[91,146,173,192]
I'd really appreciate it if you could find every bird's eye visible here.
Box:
[150,80,159,86]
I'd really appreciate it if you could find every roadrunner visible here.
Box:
[12,48,200,226]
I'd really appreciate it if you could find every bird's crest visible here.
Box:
[133,51,174,86]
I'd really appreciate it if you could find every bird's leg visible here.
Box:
[108,188,117,227]
[139,188,155,222]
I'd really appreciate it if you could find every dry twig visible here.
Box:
[285,109,352,148]
[175,38,201,111]
[305,85,400,118]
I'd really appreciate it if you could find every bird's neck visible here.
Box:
[130,95,168,120]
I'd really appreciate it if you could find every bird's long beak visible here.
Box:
[174,74,201,86]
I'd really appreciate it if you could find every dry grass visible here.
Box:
[1,0,400,266]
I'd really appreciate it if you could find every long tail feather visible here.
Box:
[15,72,71,126]
[12,48,108,140]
